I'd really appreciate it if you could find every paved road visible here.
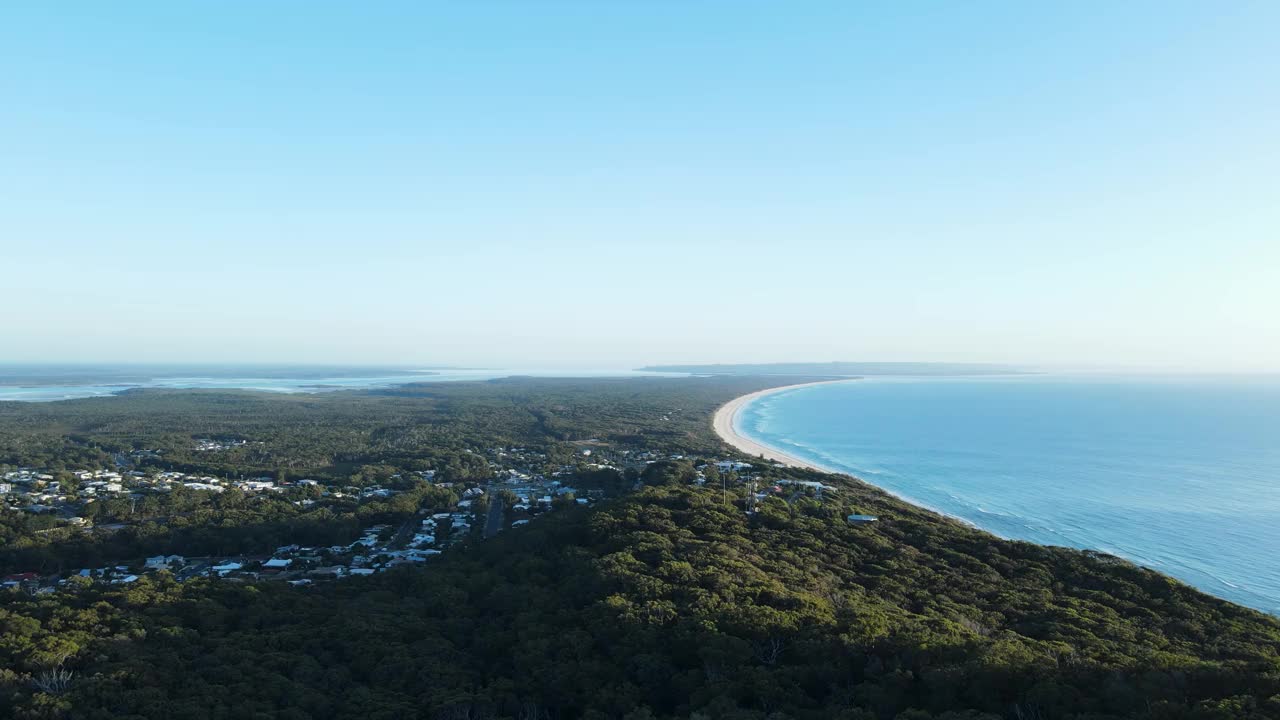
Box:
[483,499,504,538]
[390,516,418,549]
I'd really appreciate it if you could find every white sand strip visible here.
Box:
[711,380,855,471]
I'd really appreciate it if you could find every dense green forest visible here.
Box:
[0,376,793,477]
[1,377,1278,719]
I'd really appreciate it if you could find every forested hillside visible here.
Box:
[4,480,1279,719]
[1,377,1278,719]
[0,376,795,476]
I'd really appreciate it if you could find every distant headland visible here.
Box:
[637,361,1033,376]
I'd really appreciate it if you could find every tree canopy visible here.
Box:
[1,377,1277,719]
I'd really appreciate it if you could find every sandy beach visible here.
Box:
[712,379,855,471]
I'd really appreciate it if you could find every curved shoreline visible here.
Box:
[712,379,980,526]
[712,379,856,471]
[713,378,1280,616]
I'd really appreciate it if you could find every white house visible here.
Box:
[144,555,185,570]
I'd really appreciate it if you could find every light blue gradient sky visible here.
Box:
[3,2,1277,370]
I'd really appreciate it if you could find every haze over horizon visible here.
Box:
[3,360,1275,379]
[4,2,1278,372]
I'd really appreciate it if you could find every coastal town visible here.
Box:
[2,445,584,591]
[1,439,853,594]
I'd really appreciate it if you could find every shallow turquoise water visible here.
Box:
[737,376,1280,614]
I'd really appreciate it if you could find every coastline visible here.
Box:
[712,379,984,529]
[713,378,1280,615]
[712,379,855,471]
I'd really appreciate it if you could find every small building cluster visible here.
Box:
[194,438,259,452]
[1,442,869,596]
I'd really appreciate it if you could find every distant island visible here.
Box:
[638,361,1033,376]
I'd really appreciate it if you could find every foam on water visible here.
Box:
[736,375,1280,614]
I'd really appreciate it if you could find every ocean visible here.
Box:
[736,375,1280,614]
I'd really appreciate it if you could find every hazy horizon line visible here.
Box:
[0,360,1276,376]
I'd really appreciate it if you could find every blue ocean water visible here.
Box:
[737,376,1280,614]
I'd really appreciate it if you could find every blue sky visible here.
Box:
[3,2,1277,370]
